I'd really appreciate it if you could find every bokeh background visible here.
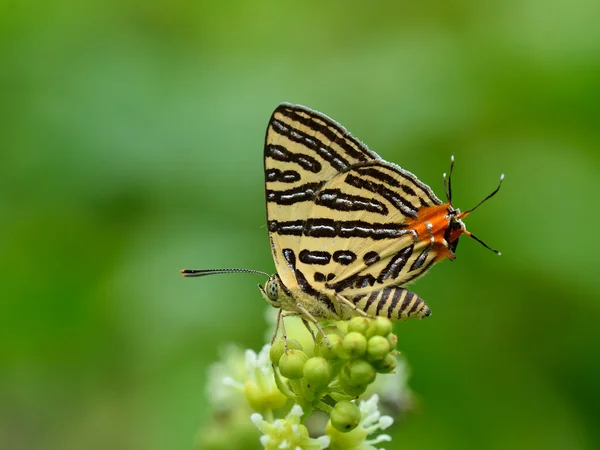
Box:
[2,1,599,449]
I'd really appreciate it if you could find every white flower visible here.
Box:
[206,344,248,411]
[358,395,393,448]
[251,404,330,450]
[244,343,276,387]
[207,344,287,413]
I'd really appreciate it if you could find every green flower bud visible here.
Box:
[330,400,361,432]
[270,339,285,366]
[278,349,309,379]
[303,357,332,388]
[270,338,302,366]
[369,317,393,337]
[287,338,303,351]
[367,335,390,360]
[347,316,370,335]
[373,353,397,373]
[387,332,398,350]
[345,359,376,386]
[339,375,368,397]
[342,332,367,359]
[318,333,343,359]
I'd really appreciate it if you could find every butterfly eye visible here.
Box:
[266,276,279,301]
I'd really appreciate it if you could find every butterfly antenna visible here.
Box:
[464,230,501,256]
[443,155,455,204]
[457,173,504,256]
[462,173,505,215]
[180,268,270,278]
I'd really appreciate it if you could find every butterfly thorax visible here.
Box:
[405,202,467,262]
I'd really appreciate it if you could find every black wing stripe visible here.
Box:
[345,173,419,218]
[351,293,366,305]
[410,246,430,271]
[376,287,393,316]
[316,189,389,215]
[265,144,322,173]
[270,119,349,172]
[364,291,379,311]
[328,273,376,293]
[355,164,442,206]
[408,295,423,315]
[377,245,414,283]
[267,181,325,205]
[332,250,357,266]
[387,288,404,318]
[401,257,436,285]
[278,105,373,162]
[266,168,301,183]
[398,291,416,319]
[299,250,332,265]
[268,219,410,240]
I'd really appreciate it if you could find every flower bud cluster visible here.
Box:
[197,314,404,450]
[269,316,398,433]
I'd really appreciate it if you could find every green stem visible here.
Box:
[313,399,333,414]
[272,366,297,399]
[329,391,353,402]
[264,408,274,423]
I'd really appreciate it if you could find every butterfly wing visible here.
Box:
[349,285,431,320]
[264,103,379,292]
[289,159,444,310]
[307,160,443,288]
[264,103,446,321]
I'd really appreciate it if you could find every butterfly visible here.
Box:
[182,103,503,343]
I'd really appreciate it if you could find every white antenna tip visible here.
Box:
[500,173,505,180]
[497,251,502,256]
[451,155,455,162]
[443,172,447,178]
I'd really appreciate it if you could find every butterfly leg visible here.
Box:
[295,303,331,348]
[301,317,316,344]
[271,308,283,346]
[280,311,318,346]
[277,310,303,351]
[334,293,370,318]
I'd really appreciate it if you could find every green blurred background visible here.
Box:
[2,1,599,449]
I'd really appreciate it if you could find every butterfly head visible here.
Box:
[260,274,282,308]
[443,209,468,255]
[259,273,296,310]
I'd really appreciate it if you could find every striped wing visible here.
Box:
[352,286,431,320]
[264,103,444,319]
[293,160,444,296]
[265,103,379,290]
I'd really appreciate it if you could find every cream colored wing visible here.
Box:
[264,103,379,293]
[269,159,444,308]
